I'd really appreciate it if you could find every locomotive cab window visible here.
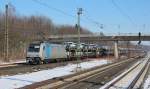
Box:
[28,44,40,52]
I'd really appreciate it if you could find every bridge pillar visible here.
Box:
[114,41,119,59]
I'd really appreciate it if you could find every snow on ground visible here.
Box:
[144,75,150,89]
[143,52,150,89]
[0,59,109,89]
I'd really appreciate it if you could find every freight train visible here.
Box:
[26,41,141,64]
[26,41,108,64]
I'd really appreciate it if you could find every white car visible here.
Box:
[64,42,77,50]
[88,44,97,50]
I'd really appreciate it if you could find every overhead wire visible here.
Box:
[83,10,101,25]
[111,0,136,26]
[83,10,114,32]
[4,0,136,35]
[32,0,109,32]
[32,0,76,19]
[31,0,118,33]
[31,0,92,26]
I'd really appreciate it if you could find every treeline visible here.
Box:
[0,5,92,39]
[0,4,92,61]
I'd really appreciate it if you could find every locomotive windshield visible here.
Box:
[28,44,40,52]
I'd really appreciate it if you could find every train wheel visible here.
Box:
[35,59,42,65]
[43,60,47,64]
[28,61,33,65]
[39,60,43,65]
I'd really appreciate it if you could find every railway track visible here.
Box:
[0,56,133,76]
[0,63,23,68]
[0,63,20,68]
[101,57,150,89]
[0,59,95,76]
[22,55,144,89]
[0,53,144,76]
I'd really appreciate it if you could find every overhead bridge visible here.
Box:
[47,33,149,59]
[47,34,150,43]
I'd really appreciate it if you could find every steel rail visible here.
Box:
[101,58,149,89]
[133,62,150,89]
[34,56,141,89]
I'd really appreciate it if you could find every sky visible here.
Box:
[0,0,150,34]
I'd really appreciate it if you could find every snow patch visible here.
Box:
[144,75,150,89]
[0,59,109,89]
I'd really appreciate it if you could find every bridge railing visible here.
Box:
[48,33,150,38]
[94,32,150,36]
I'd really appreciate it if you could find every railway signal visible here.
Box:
[138,32,141,45]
